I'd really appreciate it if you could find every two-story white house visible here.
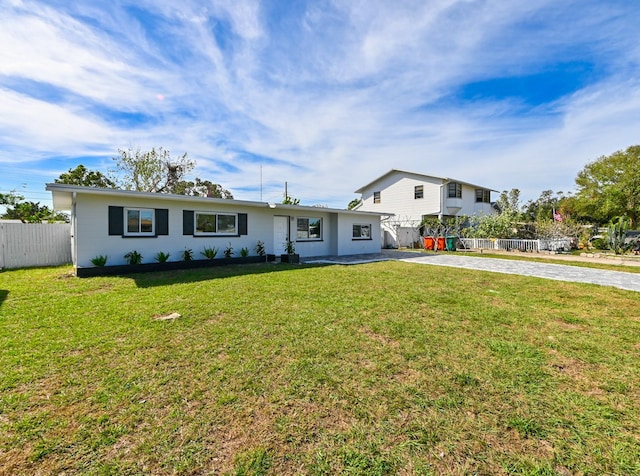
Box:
[355,169,496,247]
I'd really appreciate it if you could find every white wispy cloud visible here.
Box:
[1,0,639,207]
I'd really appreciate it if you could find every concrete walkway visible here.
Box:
[304,251,640,292]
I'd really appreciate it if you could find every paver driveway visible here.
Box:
[304,251,640,292]
[400,254,640,293]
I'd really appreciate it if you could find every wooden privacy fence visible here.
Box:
[0,223,72,269]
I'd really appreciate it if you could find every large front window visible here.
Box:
[297,217,322,240]
[125,208,154,235]
[195,212,237,235]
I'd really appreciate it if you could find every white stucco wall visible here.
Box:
[72,192,382,267]
[335,213,382,256]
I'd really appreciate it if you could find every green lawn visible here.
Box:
[464,251,640,273]
[1,262,639,475]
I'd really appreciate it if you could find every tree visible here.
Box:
[464,212,518,239]
[171,178,233,199]
[113,147,194,193]
[347,198,362,210]
[573,145,640,227]
[0,191,24,207]
[463,189,522,238]
[282,194,300,205]
[523,190,568,223]
[533,218,587,250]
[494,188,522,216]
[420,217,458,250]
[55,164,116,188]
[1,192,68,223]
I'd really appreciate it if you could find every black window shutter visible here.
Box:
[238,213,248,235]
[108,206,124,235]
[183,210,194,235]
[156,209,169,235]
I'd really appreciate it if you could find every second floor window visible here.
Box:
[475,189,491,203]
[448,183,462,198]
[414,185,424,199]
[373,191,381,203]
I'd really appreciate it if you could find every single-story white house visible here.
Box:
[46,184,387,273]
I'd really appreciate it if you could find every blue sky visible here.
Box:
[1,0,639,209]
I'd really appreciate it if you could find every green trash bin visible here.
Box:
[445,236,457,251]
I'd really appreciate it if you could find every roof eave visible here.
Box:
[354,169,497,193]
[45,183,390,216]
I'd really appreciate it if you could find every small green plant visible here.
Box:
[124,250,143,265]
[201,246,218,260]
[255,240,266,257]
[154,251,170,263]
[181,248,194,261]
[90,255,108,267]
[240,247,249,257]
[607,216,633,255]
[284,240,296,255]
[224,242,234,259]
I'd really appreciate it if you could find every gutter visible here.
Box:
[71,192,77,268]
[439,179,450,221]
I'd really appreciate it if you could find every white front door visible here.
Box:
[273,216,289,254]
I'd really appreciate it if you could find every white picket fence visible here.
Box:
[459,238,571,252]
[0,222,72,269]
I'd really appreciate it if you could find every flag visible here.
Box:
[553,208,563,222]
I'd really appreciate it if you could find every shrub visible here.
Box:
[201,247,218,260]
[124,250,143,265]
[154,251,171,263]
[224,243,234,259]
[285,240,296,255]
[255,240,266,257]
[90,255,108,267]
[181,248,194,261]
[607,216,633,255]
[240,247,249,257]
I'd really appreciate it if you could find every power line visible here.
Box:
[0,187,49,194]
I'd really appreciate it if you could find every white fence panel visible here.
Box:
[539,239,572,251]
[459,238,495,249]
[0,223,72,269]
[460,237,572,252]
[496,239,540,252]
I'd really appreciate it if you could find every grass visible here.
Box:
[399,247,640,274]
[1,262,639,474]
[467,251,640,273]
